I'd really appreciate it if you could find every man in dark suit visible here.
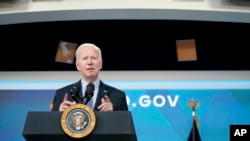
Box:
[51,43,128,111]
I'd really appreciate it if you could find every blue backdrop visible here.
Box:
[1,89,250,141]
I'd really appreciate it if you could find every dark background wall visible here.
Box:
[1,20,249,71]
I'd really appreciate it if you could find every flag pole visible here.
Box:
[188,99,201,141]
[188,99,199,129]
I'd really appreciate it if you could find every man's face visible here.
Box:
[75,46,102,80]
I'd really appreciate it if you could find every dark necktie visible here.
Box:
[87,97,93,109]
[85,83,95,109]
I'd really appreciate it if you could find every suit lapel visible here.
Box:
[93,81,107,110]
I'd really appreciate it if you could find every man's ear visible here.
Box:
[76,61,80,71]
[99,61,103,70]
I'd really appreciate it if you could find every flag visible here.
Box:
[187,118,201,141]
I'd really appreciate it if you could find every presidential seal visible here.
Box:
[61,104,96,138]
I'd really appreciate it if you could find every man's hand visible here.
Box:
[59,94,76,112]
[98,95,113,111]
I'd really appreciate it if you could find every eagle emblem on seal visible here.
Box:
[71,112,87,130]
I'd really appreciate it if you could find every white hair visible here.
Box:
[75,43,102,61]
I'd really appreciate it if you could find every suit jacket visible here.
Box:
[51,80,128,111]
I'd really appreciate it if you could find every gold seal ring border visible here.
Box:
[61,104,96,138]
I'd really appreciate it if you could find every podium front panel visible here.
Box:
[22,111,137,141]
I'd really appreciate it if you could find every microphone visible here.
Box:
[70,85,81,103]
[84,83,95,105]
